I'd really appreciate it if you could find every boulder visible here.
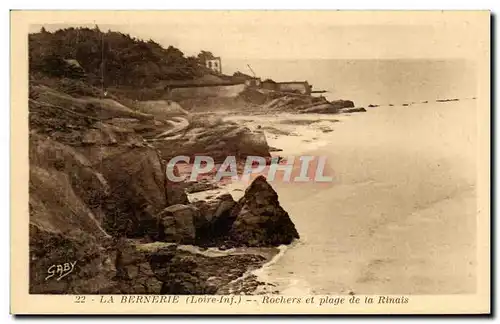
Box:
[269,146,283,152]
[192,194,237,245]
[228,176,299,247]
[29,226,163,294]
[166,182,190,206]
[157,204,200,244]
[27,82,298,295]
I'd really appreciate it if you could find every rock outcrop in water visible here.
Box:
[28,79,299,295]
[262,95,354,114]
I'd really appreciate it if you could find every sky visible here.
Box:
[29,11,485,61]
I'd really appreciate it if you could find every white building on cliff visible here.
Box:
[205,57,222,74]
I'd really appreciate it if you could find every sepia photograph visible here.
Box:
[10,10,490,314]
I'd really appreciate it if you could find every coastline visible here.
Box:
[188,98,478,296]
[237,99,477,295]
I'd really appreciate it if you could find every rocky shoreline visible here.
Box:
[29,73,471,295]
[29,80,305,295]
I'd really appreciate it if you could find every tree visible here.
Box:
[29,26,207,88]
[197,50,216,63]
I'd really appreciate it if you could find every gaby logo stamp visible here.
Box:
[45,261,77,281]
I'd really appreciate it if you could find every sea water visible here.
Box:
[223,59,478,295]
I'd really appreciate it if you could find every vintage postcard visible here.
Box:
[10,10,490,314]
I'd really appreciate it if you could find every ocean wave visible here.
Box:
[253,240,314,295]
[221,239,314,295]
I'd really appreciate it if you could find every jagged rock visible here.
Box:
[29,227,162,294]
[81,122,144,146]
[150,122,271,164]
[29,147,165,294]
[264,97,354,114]
[30,84,153,122]
[29,87,173,287]
[184,180,220,194]
[62,59,86,79]
[228,176,299,247]
[330,99,355,109]
[157,204,200,244]
[29,224,114,294]
[192,194,237,245]
[28,82,299,295]
[436,98,459,102]
[148,248,267,295]
[134,100,189,120]
[29,134,111,234]
[269,146,283,152]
